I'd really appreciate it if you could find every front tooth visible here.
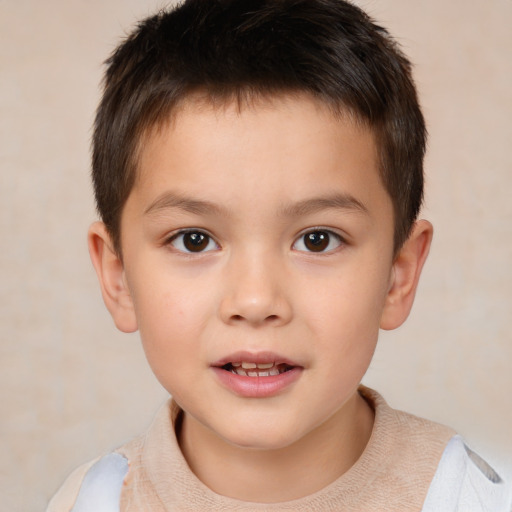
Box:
[241,362,257,369]
[247,371,258,377]
[256,363,274,369]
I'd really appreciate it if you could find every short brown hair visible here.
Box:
[93,0,426,255]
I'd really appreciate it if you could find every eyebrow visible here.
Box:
[144,191,368,218]
[144,192,228,216]
[279,194,368,217]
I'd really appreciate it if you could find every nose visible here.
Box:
[218,250,293,327]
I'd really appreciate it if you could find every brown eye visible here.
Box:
[304,231,330,252]
[170,231,218,253]
[293,230,342,253]
[183,232,208,252]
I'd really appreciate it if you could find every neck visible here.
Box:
[178,392,374,503]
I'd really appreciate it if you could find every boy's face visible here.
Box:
[96,95,426,451]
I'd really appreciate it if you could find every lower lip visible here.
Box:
[212,367,302,398]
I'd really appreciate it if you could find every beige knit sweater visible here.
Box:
[47,387,455,511]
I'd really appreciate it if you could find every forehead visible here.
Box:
[137,91,372,172]
[131,93,390,219]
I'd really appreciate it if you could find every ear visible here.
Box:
[380,220,433,330]
[88,222,138,333]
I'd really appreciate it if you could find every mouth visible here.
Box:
[212,353,303,398]
[221,361,295,377]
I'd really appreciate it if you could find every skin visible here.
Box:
[89,94,432,502]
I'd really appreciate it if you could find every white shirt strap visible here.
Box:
[422,435,512,512]
[70,453,128,512]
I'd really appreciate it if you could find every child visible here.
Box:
[48,0,511,510]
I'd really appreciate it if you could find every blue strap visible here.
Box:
[422,435,511,512]
[71,453,128,512]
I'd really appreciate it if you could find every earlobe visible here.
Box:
[88,222,138,333]
[380,220,433,330]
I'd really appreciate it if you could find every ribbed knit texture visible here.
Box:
[48,387,455,511]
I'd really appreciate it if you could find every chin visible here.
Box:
[218,420,306,452]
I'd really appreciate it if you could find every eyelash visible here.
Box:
[166,228,345,254]
[292,228,345,254]
[167,230,219,254]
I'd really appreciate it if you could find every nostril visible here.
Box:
[220,295,292,326]
[229,313,280,324]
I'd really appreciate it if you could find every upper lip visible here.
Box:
[212,351,302,368]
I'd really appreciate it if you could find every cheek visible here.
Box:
[131,275,218,368]
[131,265,212,325]
[302,265,390,327]
[135,293,201,395]
[300,263,390,360]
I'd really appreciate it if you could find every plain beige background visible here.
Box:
[1,1,511,510]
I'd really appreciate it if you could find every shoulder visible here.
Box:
[46,453,129,512]
[45,401,172,512]
[46,459,98,512]
[45,434,143,512]
[360,387,512,511]
[423,435,512,512]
